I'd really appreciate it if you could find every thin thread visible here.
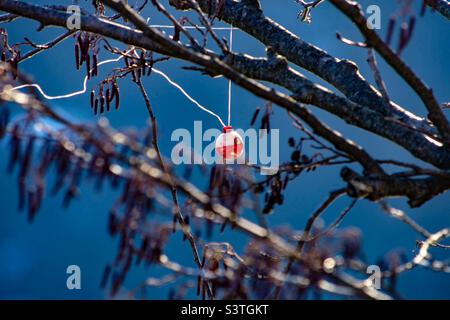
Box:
[227,26,233,127]
[0,52,130,99]
[152,68,226,127]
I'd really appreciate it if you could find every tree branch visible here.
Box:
[427,0,450,20]
[168,0,435,134]
[341,167,450,207]
[329,0,450,147]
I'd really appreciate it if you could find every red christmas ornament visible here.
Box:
[215,126,244,160]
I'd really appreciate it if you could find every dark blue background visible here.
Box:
[0,0,449,299]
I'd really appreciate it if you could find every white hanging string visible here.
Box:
[227,25,233,127]
[150,25,238,30]
[149,24,234,127]
[1,25,235,129]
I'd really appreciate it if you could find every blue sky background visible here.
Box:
[0,0,449,299]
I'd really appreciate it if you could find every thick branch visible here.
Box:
[135,78,214,297]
